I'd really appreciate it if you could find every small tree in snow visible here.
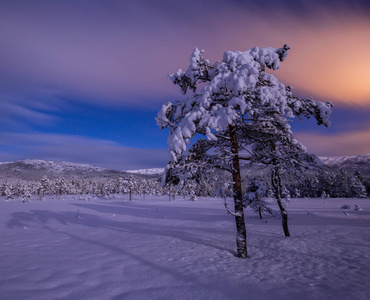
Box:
[127,175,138,201]
[21,185,32,203]
[38,176,49,200]
[55,177,67,200]
[292,188,301,198]
[4,185,13,200]
[243,179,274,219]
[161,164,180,201]
[332,169,349,198]
[157,44,332,258]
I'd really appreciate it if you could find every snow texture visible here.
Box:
[1,196,369,300]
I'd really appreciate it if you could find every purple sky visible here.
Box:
[0,0,369,170]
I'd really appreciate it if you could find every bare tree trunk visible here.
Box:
[230,126,248,258]
[258,207,262,220]
[272,166,290,237]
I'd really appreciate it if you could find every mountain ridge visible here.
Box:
[0,159,127,181]
[319,154,370,176]
[0,154,369,181]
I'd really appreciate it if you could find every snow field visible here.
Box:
[0,196,369,300]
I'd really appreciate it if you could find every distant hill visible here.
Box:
[0,159,129,181]
[0,155,368,183]
[319,154,370,176]
[126,168,165,176]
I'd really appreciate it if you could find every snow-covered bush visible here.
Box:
[243,179,276,219]
[353,204,362,211]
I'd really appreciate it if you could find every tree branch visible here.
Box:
[224,198,242,217]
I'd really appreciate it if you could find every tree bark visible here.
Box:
[272,166,290,237]
[258,207,262,220]
[230,126,248,258]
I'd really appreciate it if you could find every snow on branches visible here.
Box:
[158,44,334,253]
[156,45,333,163]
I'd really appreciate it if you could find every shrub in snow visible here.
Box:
[243,179,276,219]
[292,188,301,198]
[281,185,291,203]
[353,204,362,211]
[4,186,13,200]
[341,204,351,210]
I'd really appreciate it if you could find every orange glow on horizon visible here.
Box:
[223,9,370,107]
[296,128,370,156]
[280,20,370,105]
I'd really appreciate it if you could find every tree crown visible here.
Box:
[157,45,333,163]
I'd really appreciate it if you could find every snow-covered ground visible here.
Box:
[125,168,164,175]
[0,196,369,300]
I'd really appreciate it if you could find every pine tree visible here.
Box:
[243,179,274,219]
[157,45,332,257]
[349,171,367,198]
[21,185,32,203]
[38,176,49,200]
[332,169,349,198]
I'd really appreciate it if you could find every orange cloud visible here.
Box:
[218,7,370,107]
[278,18,370,106]
[296,129,370,157]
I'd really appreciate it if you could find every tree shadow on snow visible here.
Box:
[7,206,235,255]
[6,207,244,297]
[74,201,231,223]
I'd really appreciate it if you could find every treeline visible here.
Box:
[0,174,222,202]
[0,175,161,202]
[241,168,369,199]
[0,168,369,202]
[286,169,369,198]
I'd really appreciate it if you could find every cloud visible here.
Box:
[0,132,169,170]
[0,0,369,166]
[296,129,370,157]
[0,0,369,109]
[0,100,59,129]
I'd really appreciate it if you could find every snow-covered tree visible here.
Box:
[349,171,367,198]
[55,177,67,200]
[157,44,333,257]
[292,187,301,198]
[332,169,349,198]
[38,176,49,200]
[320,190,328,198]
[126,175,139,201]
[243,179,275,219]
[4,185,13,200]
[21,185,32,203]
[161,146,220,200]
